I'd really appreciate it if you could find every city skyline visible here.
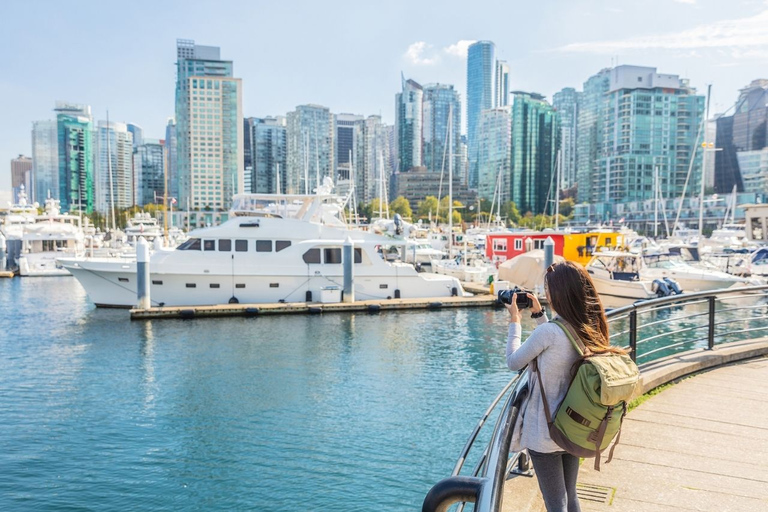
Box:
[3,0,768,194]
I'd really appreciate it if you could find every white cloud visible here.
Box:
[404,41,440,66]
[556,9,768,57]
[443,40,477,58]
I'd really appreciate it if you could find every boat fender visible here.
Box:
[451,287,458,297]
[245,307,260,316]
[663,277,682,295]
[308,307,323,314]
[306,290,313,302]
[367,304,381,313]
[394,289,401,299]
[652,279,671,297]
[228,297,239,304]
[428,302,443,310]
[180,309,196,319]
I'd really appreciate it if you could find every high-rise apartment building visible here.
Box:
[94,121,134,213]
[134,139,166,206]
[286,105,334,194]
[355,115,392,204]
[127,123,143,149]
[422,83,461,176]
[715,79,768,195]
[495,60,510,108]
[395,77,423,172]
[594,66,704,205]
[165,119,178,199]
[56,102,94,213]
[335,113,364,188]
[575,69,610,204]
[510,92,560,215]
[31,120,59,204]
[174,39,243,211]
[244,116,287,194]
[466,40,495,189]
[11,155,33,204]
[552,87,582,189]
[476,107,512,202]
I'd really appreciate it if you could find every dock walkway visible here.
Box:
[502,356,768,512]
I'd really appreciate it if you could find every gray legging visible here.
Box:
[528,449,581,512]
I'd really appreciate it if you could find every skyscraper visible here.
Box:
[494,60,510,108]
[594,66,704,205]
[715,79,768,195]
[466,40,495,189]
[335,113,364,186]
[422,83,461,176]
[31,120,59,204]
[94,121,134,213]
[244,116,287,194]
[165,119,178,199]
[127,123,143,149]
[11,155,33,204]
[134,139,166,207]
[56,102,94,213]
[174,39,244,211]
[576,69,611,204]
[510,92,560,215]
[476,107,512,202]
[552,87,582,190]
[355,115,392,204]
[395,76,423,172]
[286,105,334,194]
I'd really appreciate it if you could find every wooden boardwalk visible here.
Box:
[502,356,768,512]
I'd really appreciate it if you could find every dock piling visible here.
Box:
[343,236,354,303]
[544,236,554,270]
[136,237,151,310]
[0,234,6,271]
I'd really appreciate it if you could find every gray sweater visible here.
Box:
[506,315,581,453]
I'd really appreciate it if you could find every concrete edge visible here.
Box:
[637,337,768,395]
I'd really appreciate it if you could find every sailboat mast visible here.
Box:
[699,84,712,237]
[448,105,453,260]
[654,165,659,238]
[106,111,116,233]
[555,150,561,231]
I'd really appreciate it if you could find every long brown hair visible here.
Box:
[545,261,626,355]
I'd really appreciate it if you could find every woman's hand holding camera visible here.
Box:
[505,292,543,324]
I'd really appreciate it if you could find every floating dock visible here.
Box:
[130,293,499,320]
[0,270,15,279]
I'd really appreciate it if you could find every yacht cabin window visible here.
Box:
[235,240,248,252]
[276,240,291,252]
[324,248,342,264]
[204,240,216,251]
[256,240,273,252]
[218,239,232,251]
[177,238,201,250]
[303,248,321,264]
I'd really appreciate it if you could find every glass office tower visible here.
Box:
[466,41,495,189]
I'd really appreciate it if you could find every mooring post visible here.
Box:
[543,236,554,270]
[343,236,355,303]
[136,236,151,310]
[0,233,6,271]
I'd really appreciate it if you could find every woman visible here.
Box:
[505,261,621,512]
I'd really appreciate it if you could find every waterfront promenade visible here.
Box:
[502,355,768,512]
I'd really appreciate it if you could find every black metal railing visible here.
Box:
[423,284,768,512]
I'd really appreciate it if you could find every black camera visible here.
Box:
[497,287,533,309]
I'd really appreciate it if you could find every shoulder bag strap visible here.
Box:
[551,318,587,356]
[530,358,554,426]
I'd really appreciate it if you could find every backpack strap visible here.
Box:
[550,318,587,357]
[605,403,628,466]
[592,405,615,471]
[530,358,554,427]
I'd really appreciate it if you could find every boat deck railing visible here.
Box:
[422,284,768,512]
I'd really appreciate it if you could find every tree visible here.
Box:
[389,196,412,218]
[368,198,387,219]
[416,196,439,221]
[500,201,521,225]
[559,197,575,219]
[438,196,463,224]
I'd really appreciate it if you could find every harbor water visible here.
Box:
[2,278,765,511]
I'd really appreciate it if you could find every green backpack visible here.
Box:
[532,318,640,471]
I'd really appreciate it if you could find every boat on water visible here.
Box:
[585,251,680,305]
[58,183,466,308]
[641,251,756,292]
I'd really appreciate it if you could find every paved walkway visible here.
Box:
[502,356,768,512]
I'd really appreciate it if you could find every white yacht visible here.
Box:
[59,184,465,308]
[17,197,85,276]
[641,252,754,292]
[1,185,38,271]
[585,252,676,304]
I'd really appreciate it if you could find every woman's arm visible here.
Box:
[506,313,549,371]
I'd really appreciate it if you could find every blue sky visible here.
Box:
[2,0,768,194]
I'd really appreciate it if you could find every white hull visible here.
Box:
[590,275,656,300]
[641,269,743,293]
[61,261,461,308]
[18,252,76,277]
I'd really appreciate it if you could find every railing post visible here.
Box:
[707,295,716,350]
[628,310,638,362]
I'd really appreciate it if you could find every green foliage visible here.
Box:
[389,196,412,218]
[559,197,575,218]
[416,196,439,220]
